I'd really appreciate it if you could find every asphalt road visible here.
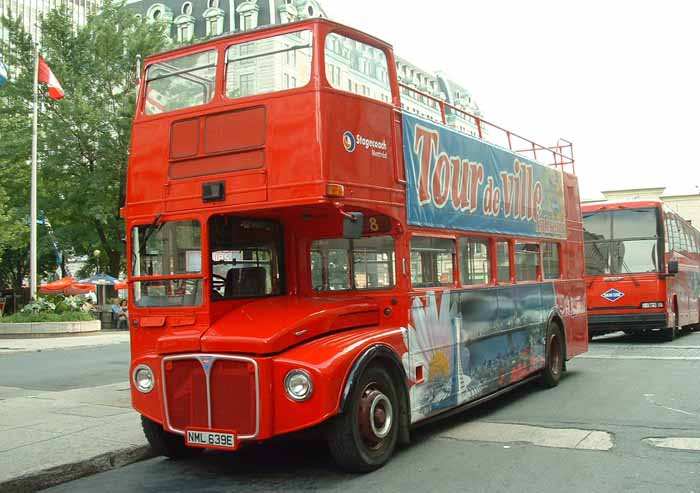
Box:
[0,341,130,391]
[48,330,700,493]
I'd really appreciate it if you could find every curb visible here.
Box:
[0,445,154,492]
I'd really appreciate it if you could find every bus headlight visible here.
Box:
[284,369,313,402]
[641,302,664,309]
[133,365,155,393]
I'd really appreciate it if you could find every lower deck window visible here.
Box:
[411,237,455,287]
[311,236,395,291]
[515,243,540,281]
[134,279,202,307]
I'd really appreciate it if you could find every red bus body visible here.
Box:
[582,200,700,340]
[126,18,587,470]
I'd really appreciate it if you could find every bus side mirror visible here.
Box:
[668,260,679,275]
[343,212,364,239]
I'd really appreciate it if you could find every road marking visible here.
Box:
[580,355,700,360]
[644,437,700,451]
[643,394,697,417]
[441,422,614,451]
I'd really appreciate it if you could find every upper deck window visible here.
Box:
[145,50,217,115]
[225,30,313,99]
[324,33,391,103]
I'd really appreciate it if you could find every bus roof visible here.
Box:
[143,17,393,64]
[581,199,663,212]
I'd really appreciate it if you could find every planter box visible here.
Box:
[0,319,101,336]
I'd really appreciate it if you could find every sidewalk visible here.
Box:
[0,332,131,354]
[0,381,150,492]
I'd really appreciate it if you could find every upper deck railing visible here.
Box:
[398,82,575,175]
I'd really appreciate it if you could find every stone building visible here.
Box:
[0,0,101,47]
[128,0,485,134]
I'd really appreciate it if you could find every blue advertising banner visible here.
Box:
[402,113,566,239]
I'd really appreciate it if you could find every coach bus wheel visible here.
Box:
[327,366,399,472]
[141,415,203,459]
[662,310,679,342]
[538,322,564,388]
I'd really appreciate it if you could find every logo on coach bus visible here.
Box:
[342,131,356,152]
[601,288,624,302]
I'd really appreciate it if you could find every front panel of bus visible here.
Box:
[583,205,668,334]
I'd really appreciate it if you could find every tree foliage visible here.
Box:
[0,1,168,287]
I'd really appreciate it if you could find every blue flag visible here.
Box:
[0,60,7,87]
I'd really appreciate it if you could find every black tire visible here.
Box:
[661,309,679,342]
[327,366,399,473]
[141,415,203,459]
[538,322,564,388]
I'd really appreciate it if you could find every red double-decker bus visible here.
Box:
[583,200,700,340]
[126,18,587,471]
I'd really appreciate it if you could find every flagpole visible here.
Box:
[30,43,39,300]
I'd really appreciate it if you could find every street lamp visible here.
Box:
[93,249,100,274]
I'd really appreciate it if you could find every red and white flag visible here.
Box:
[38,58,64,100]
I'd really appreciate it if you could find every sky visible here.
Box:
[321,0,700,199]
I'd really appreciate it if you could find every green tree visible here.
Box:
[0,1,168,281]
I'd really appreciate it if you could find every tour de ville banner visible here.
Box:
[402,113,567,239]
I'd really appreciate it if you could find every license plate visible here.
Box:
[185,429,237,450]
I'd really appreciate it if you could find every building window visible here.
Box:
[239,73,255,96]
[459,237,490,285]
[515,243,540,281]
[542,242,560,279]
[410,237,455,288]
[181,2,192,15]
[496,241,511,282]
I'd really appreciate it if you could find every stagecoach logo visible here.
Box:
[199,356,213,373]
[601,288,625,302]
[342,131,356,152]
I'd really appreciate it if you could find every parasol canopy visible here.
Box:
[78,273,118,285]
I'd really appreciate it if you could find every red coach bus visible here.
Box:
[583,200,700,341]
[126,18,587,472]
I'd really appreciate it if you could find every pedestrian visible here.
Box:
[118,299,129,330]
[111,298,122,329]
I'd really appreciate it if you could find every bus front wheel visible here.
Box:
[141,415,203,459]
[538,322,564,388]
[327,365,399,473]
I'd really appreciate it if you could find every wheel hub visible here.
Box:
[358,386,393,447]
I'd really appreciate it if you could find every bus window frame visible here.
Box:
[308,233,399,294]
[141,47,221,117]
[542,241,562,280]
[320,30,395,106]
[408,232,458,290]
[456,234,492,288]
[494,238,514,285]
[223,28,316,103]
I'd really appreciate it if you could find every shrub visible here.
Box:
[2,311,94,323]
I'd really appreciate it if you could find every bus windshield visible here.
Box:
[131,220,203,307]
[583,207,661,275]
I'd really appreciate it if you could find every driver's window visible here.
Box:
[209,216,283,299]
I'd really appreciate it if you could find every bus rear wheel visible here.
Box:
[141,415,203,459]
[538,322,564,388]
[327,366,399,473]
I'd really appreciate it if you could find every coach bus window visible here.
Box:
[496,241,511,282]
[410,237,454,288]
[145,50,217,115]
[209,216,283,299]
[458,237,490,285]
[310,236,395,291]
[225,30,312,99]
[583,207,661,275]
[515,243,540,281]
[542,242,560,279]
[131,220,202,307]
[325,33,391,103]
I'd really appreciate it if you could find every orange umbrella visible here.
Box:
[115,281,128,290]
[65,283,96,296]
[39,276,76,294]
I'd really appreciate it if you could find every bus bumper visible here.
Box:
[588,312,667,334]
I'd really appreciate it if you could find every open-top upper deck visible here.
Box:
[127,18,576,237]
